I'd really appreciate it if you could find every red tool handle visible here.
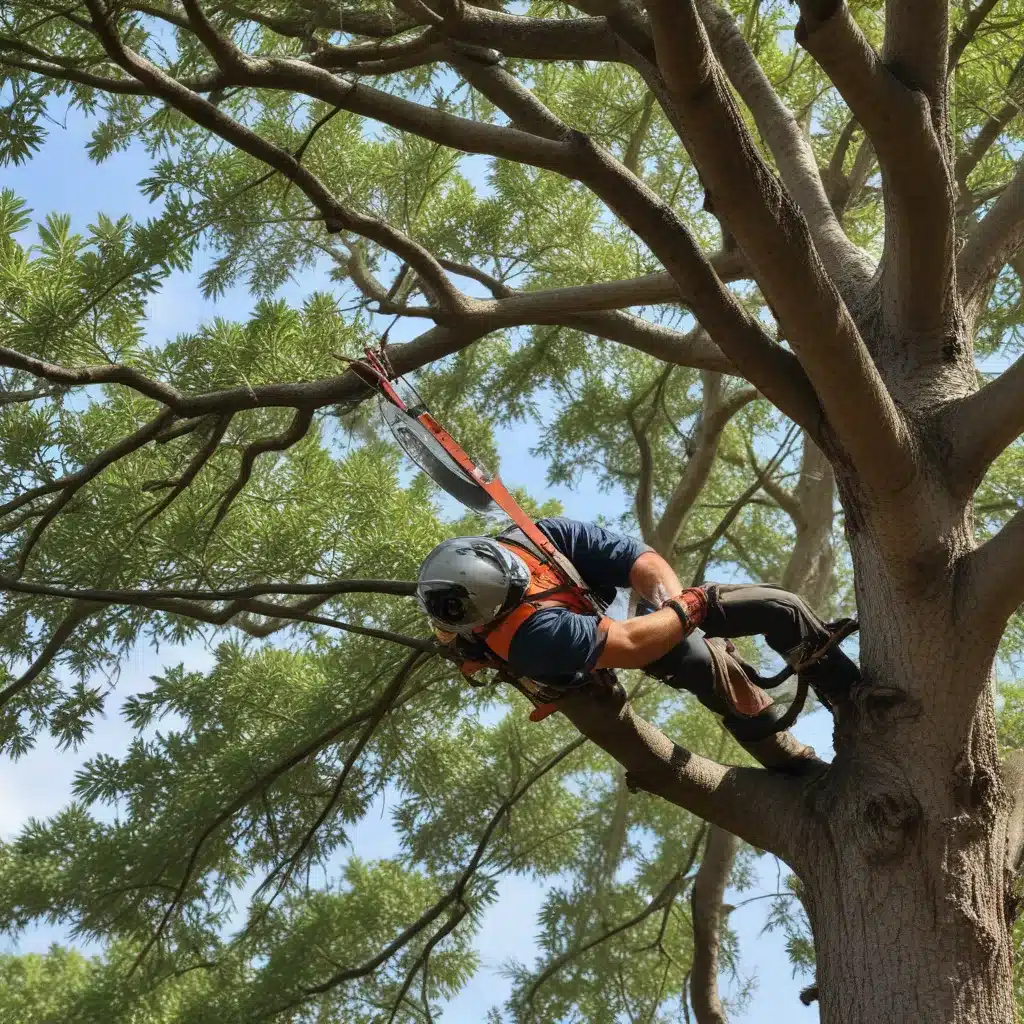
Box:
[363,348,566,566]
[414,410,567,563]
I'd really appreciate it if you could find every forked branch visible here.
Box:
[795,2,955,336]
[940,354,1024,495]
[645,0,914,496]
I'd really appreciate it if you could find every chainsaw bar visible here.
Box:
[378,398,498,514]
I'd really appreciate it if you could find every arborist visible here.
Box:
[416,516,859,770]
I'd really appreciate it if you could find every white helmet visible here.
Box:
[416,537,530,633]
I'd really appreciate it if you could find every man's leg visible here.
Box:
[652,633,817,771]
[700,583,860,701]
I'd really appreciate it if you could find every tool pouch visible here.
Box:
[705,637,774,718]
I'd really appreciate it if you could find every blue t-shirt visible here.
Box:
[504,517,647,685]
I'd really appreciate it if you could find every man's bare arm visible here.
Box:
[628,549,684,606]
[595,551,700,670]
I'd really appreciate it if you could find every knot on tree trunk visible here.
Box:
[853,683,923,728]
[807,754,923,865]
[831,680,923,755]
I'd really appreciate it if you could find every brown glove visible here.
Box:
[660,587,709,636]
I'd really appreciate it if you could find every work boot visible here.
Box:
[734,728,822,773]
[783,618,860,706]
[723,706,821,772]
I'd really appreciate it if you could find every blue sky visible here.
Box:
[0,106,826,1021]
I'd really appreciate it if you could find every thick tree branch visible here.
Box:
[940,353,1024,495]
[0,318,487,436]
[883,0,950,107]
[960,509,1024,634]
[645,0,914,494]
[464,273,725,321]
[958,160,1024,309]
[219,1,416,39]
[694,0,874,295]
[244,56,570,171]
[223,0,623,65]
[440,7,623,63]
[689,825,739,1024]
[795,2,955,337]
[556,687,815,864]
[0,346,184,405]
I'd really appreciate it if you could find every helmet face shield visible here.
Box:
[417,581,476,628]
[416,537,529,632]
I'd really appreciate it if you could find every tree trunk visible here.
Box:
[802,691,1013,1022]
[793,484,1015,1023]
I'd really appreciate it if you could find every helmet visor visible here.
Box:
[417,581,482,630]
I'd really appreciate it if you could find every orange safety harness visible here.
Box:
[477,540,607,659]
[452,537,613,721]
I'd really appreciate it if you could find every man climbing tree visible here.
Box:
[0,0,1021,1021]
[417,516,858,767]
